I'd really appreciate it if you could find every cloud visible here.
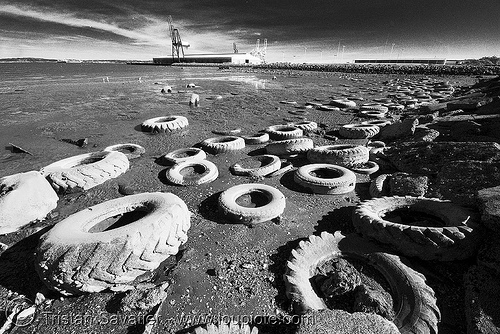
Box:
[0,4,166,45]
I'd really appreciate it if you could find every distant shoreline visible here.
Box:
[0,58,152,64]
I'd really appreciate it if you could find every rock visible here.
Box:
[438,160,500,205]
[0,171,59,235]
[386,142,500,175]
[296,309,399,334]
[120,282,169,312]
[378,117,418,141]
[477,186,500,234]
[389,172,429,197]
[410,127,440,142]
[464,265,500,334]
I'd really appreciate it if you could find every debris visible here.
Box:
[8,143,33,155]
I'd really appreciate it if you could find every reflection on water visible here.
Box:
[183,75,267,89]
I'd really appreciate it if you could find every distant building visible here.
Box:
[153,53,263,65]
[354,59,447,65]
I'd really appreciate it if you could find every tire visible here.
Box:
[352,196,482,260]
[163,148,207,164]
[294,164,356,195]
[292,121,318,131]
[141,115,189,133]
[40,151,129,193]
[339,124,380,139]
[307,144,369,167]
[265,125,303,140]
[330,99,357,108]
[103,143,145,160]
[267,162,294,178]
[212,128,242,136]
[165,160,218,185]
[360,105,389,113]
[241,133,269,145]
[318,105,340,112]
[285,231,440,334]
[361,120,392,127]
[350,161,380,175]
[266,138,314,156]
[218,183,286,225]
[369,174,391,198]
[35,192,191,295]
[230,155,281,177]
[190,323,259,334]
[359,110,387,118]
[200,136,245,154]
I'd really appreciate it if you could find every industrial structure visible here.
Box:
[153,17,265,65]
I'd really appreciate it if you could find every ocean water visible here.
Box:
[0,63,266,89]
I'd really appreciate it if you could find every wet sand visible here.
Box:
[0,67,478,334]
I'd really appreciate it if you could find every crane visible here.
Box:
[167,15,190,60]
[233,42,238,54]
[250,38,267,62]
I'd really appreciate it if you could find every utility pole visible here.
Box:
[341,45,345,63]
[390,43,395,59]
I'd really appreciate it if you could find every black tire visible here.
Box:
[350,161,380,175]
[165,160,218,185]
[241,133,269,145]
[103,143,145,160]
[339,124,380,139]
[265,125,303,140]
[40,151,130,193]
[352,196,482,260]
[266,138,314,156]
[369,174,391,198]
[200,136,245,154]
[162,147,207,164]
[294,163,356,195]
[35,192,191,295]
[285,231,440,334]
[218,183,286,225]
[307,144,369,167]
[230,155,281,177]
[141,115,189,133]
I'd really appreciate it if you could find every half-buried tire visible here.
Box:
[103,143,145,160]
[307,144,369,168]
[165,160,218,186]
[35,192,191,295]
[40,151,129,193]
[162,147,207,164]
[294,164,356,195]
[230,155,281,177]
[218,183,286,225]
[285,231,440,334]
[352,196,482,260]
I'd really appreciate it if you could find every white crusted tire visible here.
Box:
[292,121,318,132]
[339,124,380,139]
[35,192,191,295]
[165,160,218,186]
[190,323,259,334]
[360,104,389,113]
[200,136,245,154]
[218,183,286,225]
[307,144,369,167]
[242,133,269,145]
[294,164,356,195]
[359,110,387,118]
[361,120,392,128]
[369,174,391,198]
[285,231,440,334]
[230,155,281,177]
[351,161,380,175]
[330,99,356,108]
[266,138,314,156]
[266,125,303,140]
[163,147,207,164]
[141,115,188,133]
[40,151,129,193]
[352,196,482,261]
[103,143,145,160]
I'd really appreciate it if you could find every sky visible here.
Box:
[0,0,499,63]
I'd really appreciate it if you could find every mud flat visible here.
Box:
[0,66,495,334]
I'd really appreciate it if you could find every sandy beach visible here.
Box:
[0,63,491,334]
